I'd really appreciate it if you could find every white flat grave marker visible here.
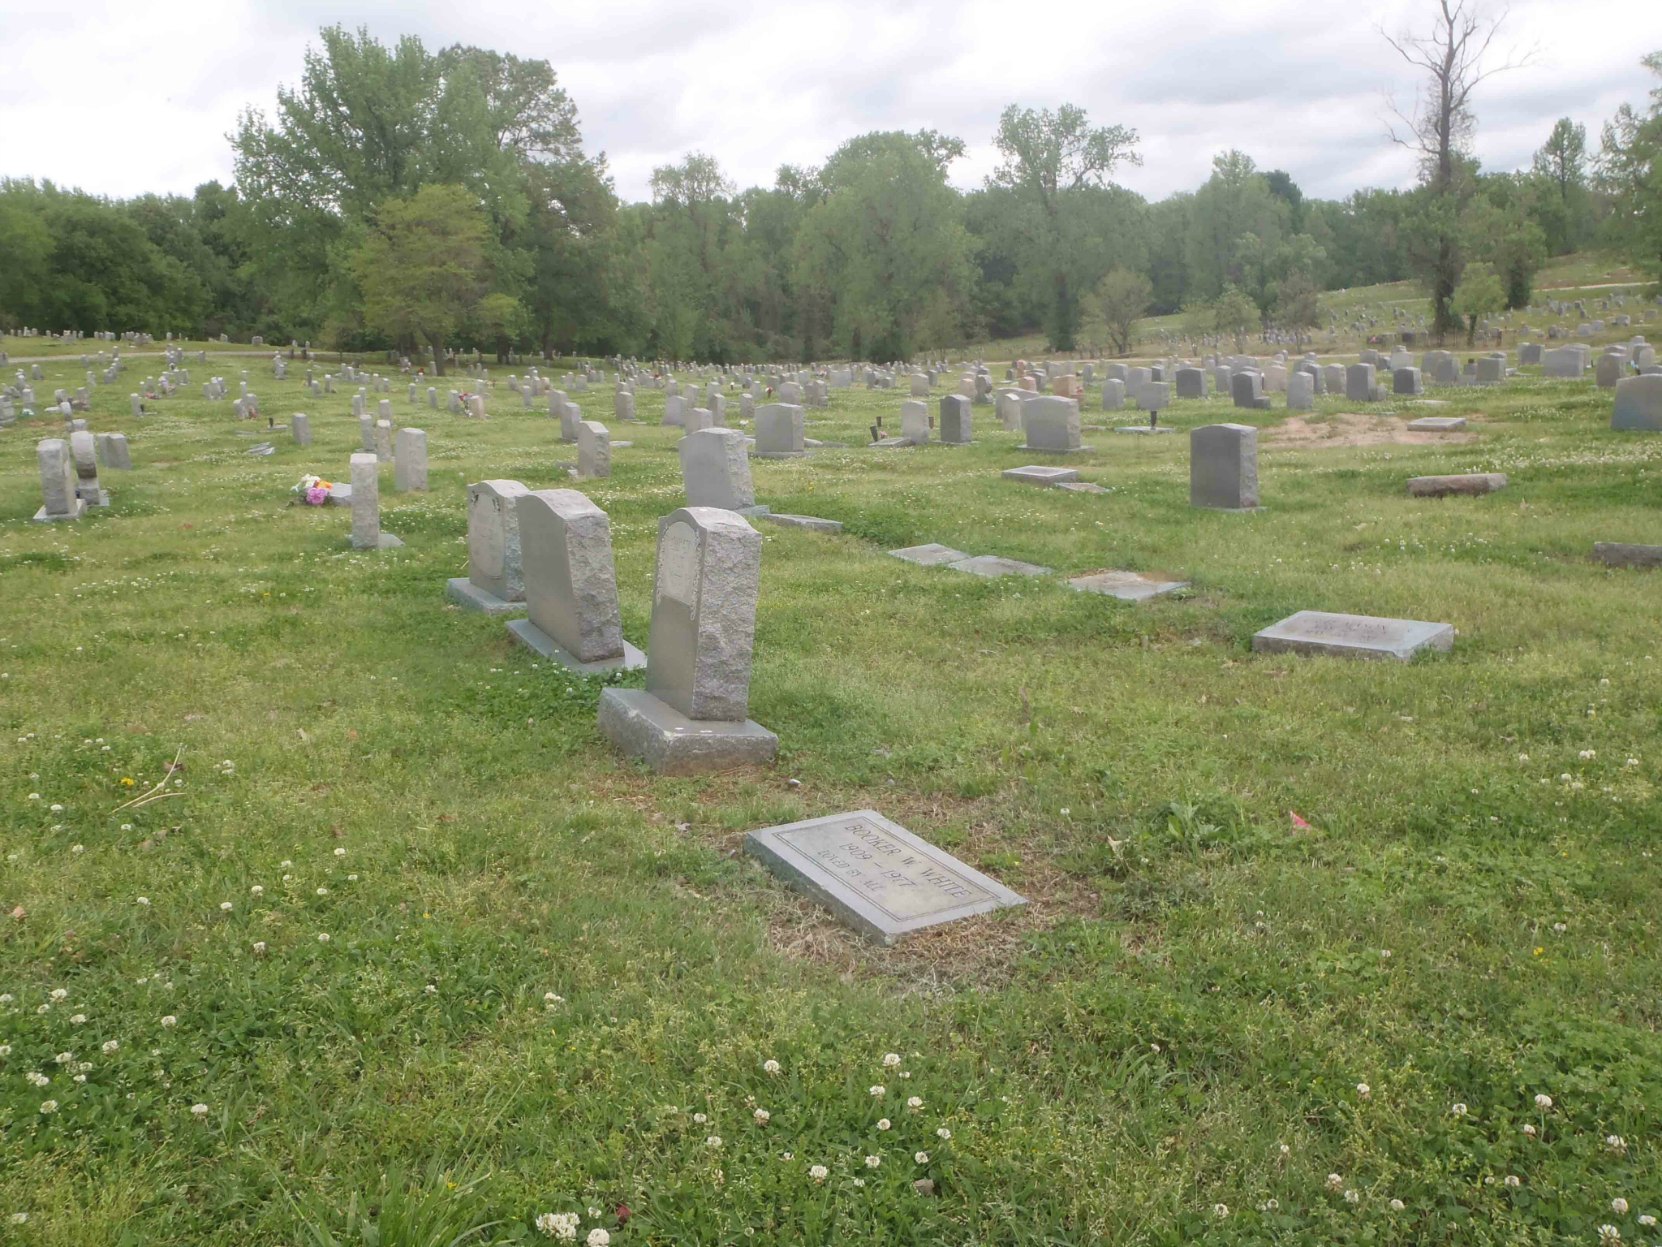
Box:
[1406,415,1467,432]
[890,543,970,566]
[1002,465,1080,486]
[1253,610,1454,661]
[1069,570,1188,602]
[745,810,1026,944]
[949,555,1051,579]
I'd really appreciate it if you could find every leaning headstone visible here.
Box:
[597,507,777,773]
[507,490,644,673]
[1020,397,1086,452]
[1190,424,1259,511]
[744,810,1026,944]
[68,430,107,506]
[1253,611,1454,661]
[939,394,972,444]
[349,453,402,549]
[1406,472,1507,497]
[33,439,85,522]
[394,428,428,491]
[754,404,806,458]
[447,480,530,612]
[681,427,761,512]
[1611,374,1662,431]
[577,420,611,478]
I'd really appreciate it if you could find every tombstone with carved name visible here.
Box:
[508,489,644,673]
[447,480,531,612]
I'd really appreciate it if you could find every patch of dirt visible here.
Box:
[1265,412,1478,449]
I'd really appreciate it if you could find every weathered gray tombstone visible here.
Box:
[94,432,131,470]
[1475,356,1505,385]
[1101,378,1126,411]
[1406,415,1468,432]
[577,420,611,478]
[1393,367,1424,396]
[394,428,428,491]
[374,419,394,463]
[1611,374,1662,431]
[291,413,313,445]
[1345,363,1379,402]
[597,507,777,773]
[1174,367,1206,399]
[1136,381,1171,416]
[1253,611,1454,661]
[1287,371,1315,411]
[447,480,530,612]
[614,390,636,422]
[559,401,582,443]
[900,399,931,445]
[754,404,806,458]
[349,453,401,549]
[681,427,761,512]
[685,406,716,433]
[1190,423,1259,511]
[909,372,930,397]
[508,489,643,673]
[939,394,972,444]
[1543,347,1586,379]
[1407,472,1507,497]
[1596,352,1628,389]
[358,414,375,452]
[1322,363,1347,395]
[34,439,85,522]
[1518,343,1542,366]
[1021,396,1086,452]
[68,430,107,506]
[664,394,687,427]
[744,810,1026,944]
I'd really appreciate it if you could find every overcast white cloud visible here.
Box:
[0,0,1653,206]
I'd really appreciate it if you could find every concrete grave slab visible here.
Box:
[759,513,844,533]
[948,555,1052,578]
[1406,415,1468,432]
[1593,542,1662,568]
[1406,473,1507,497]
[744,810,1026,944]
[1002,465,1081,486]
[890,543,970,566]
[1253,610,1455,661]
[1068,570,1189,601]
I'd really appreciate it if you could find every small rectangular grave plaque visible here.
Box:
[745,810,1026,943]
[1253,610,1454,661]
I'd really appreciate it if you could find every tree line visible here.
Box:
[1,24,1657,372]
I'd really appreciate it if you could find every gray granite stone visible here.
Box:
[460,479,530,604]
[1068,570,1189,601]
[1003,465,1080,486]
[1056,481,1111,494]
[511,488,642,672]
[69,430,107,506]
[754,403,806,457]
[1406,415,1467,432]
[1611,374,1662,431]
[1593,542,1662,568]
[34,438,84,522]
[95,432,131,470]
[291,413,312,445]
[394,428,427,491]
[1020,396,1086,452]
[900,399,930,445]
[890,543,971,566]
[948,555,1051,578]
[744,809,1026,944]
[1190,423,1258,511]
[759,513,843,533]
[645,507,763,721]
[577,420,612,478]
[939,394,972,443]
[597,688,778,775]
[349,453,398,549]
[1406,473,1507,497]
[1253,610,1454,661]
[681,428,756,509]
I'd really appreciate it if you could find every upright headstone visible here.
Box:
[900,399,931,445]
[33,439,85,522]
[577,420,612,478]
[508,490,644,673]
[1392,367,1423,396]
[374,419,394,463]
[1286,371,1315,412]
[1345,363,1379,402]
[349,453,401,549]
[1101,379,1126,410]
[1611,374,1662,431]
[94,432,132,470]
[754,404,806,458]
[394,428,428,491]
[597,507,777,773]
[614,390,636,422]
[939,394,972,444]
[68,430,107,506]
[1175,368,1206,399]
[1190,424,1259,511]
[1021,397,1085,452]
[681,427,761,512]
[447,480,530,611]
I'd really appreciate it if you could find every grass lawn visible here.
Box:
[0,347,1659,1245]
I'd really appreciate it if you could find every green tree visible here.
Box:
[1598,52,1662,283]
[1451,260,1504,344]
[1464,181,1546,309]
[351,184,492,374]
[989,103,1141,350]
[1531,118,1590,254]
[1086,267,1151,356]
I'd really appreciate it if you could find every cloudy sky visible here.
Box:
[0,0,1653,206]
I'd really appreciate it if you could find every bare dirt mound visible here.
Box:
[1265,411,1478,449]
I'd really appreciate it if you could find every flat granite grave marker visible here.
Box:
[1068,570,1189,601]
[744,810,1026,944]
[1406,415,1467,432]
[1593,542,1662,568]
[1253,610,1454,661]
[1406,472,1506,497]
[1003,465,1081,487]
[948,555,1051,578]
[890,543,970,566]
[447,479,530,612]
[508,489,644,673]
[597,507,777,774]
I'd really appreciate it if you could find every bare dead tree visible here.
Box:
[1381,1,1535,336]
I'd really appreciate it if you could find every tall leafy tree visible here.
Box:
[1531,118,1590,255]
[1598,52,1662,282]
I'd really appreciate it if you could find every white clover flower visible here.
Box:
[1327,1174,1344,1191]
[49,804,63,813]
[136,897,150,906]
[0,995,11,1004]
[1451,1103,1468,1117]
[9,1213,27,1224]
[752,1109,769,1126]
[763,1058,781,1074]
[877,1118,891,1131]
[280,860,293,868]
[907,1096,923,1111]
[1598,1226,1621,1245]
[27,794,39,801]
[853,1177,866,1188]
[1638,1215,1656,1228]
[1344,1189,1360,1204]
[1523,1123,1538,1136]
[1535,1093,1553,1109]
[705,1135,722,1149]
[253,942,266,954]
[161,1016,177,1028]
[585,1231,609,1247]
[692,1112,707,1124]
[69,1014,86,1025]
[251,886,264,897]
[71,844,83,855]
[220,902,233,912]
[1607,1134,1628,1153]
[870,1085,885,1098]
[334,847,346,857]
[1505,1175,1521,1188]
[317,933,330,943]
[49,989,67,1002]
[808,1164,828,1183]
[936,1127,951,1140]
[315,887,328,896]
[1356,1083,1371,1099]
[26,1072,49,1087]
[1626,758,1640,768]
[780,1152,793,1161]
[0,1044,9,1057]
[1579,749,1596,760]
[914,1151,929,1165]
[102,1040,119,1055]
[1259,1199,1279,1212]
[38,1100,57,1114]
[1389,1198,1405,1211]
[882,1053,901,1068]
[865,1154,881,1168]
[53,1052,73,1065]
[1213,1204,1229,1218]
[1279,1142,1290,1156]
[1612,1199,1629,1214]
[191,1103,208,1117]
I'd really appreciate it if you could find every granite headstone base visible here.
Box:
[507,618,646,674]
[598,688,778,775]
[33,500,87,523]
[446,576,526,615]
